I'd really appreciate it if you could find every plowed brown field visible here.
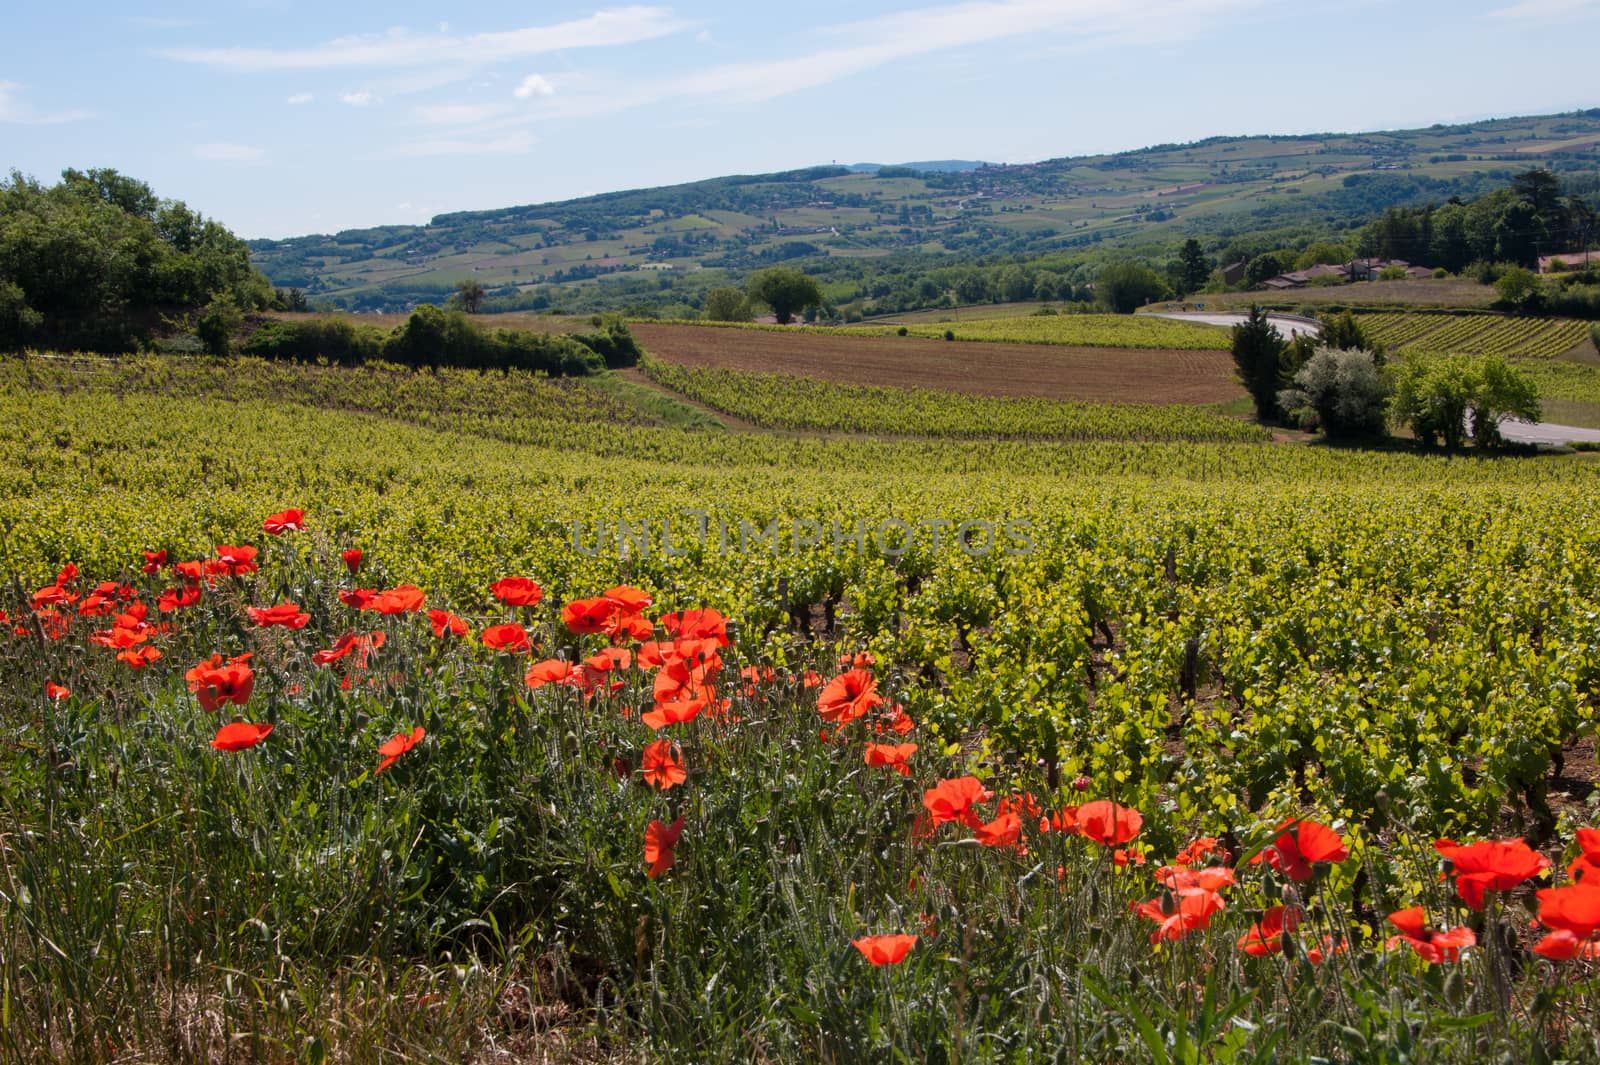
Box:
[631,324,1244,405]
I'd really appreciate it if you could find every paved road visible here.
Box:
[1150,311,1600,446]
[1496,418,1600,445]
[1149,311,1323,339]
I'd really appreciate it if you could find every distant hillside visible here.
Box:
[250,111,1600,312]
[844,161,993,173]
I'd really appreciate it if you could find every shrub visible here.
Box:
[195,296,242,356]
[896,326,909,336]
[1494,266,1543,312]
[943,329,955,341]
[1278,347,1390,440]
[1391,352,1540,450]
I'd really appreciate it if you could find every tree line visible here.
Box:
[0,169,273,352]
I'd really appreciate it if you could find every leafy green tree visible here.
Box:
[195,295,242,356]
[1244,252,1291,286]
[0,280,42,351]
[454,280,487,314]
[1176,239,1212,296]
[1319,311,1371,354]
[1390,352,1540,450]
[1277,347,1390,440]
[1231,306,1289,422]
[702,287,751,322]
[1096,262,1171,314]
[1494,266,1542,311]
[748,267,822,324]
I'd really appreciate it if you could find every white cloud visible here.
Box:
[286,92,314,105]
[1488,0,1598,17]
[389,131,537,157]
[341,90,376,107]
[513,73,556,99]
[162,7,683,71]
[415,102,507,124]
[193,142,266,162]
[0,81,91,125]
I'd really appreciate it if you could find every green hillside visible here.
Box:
[251,111,1600,312]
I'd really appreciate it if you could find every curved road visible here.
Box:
[1150,311,1600,447]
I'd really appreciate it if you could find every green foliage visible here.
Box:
[1319,310,1371,353]
[1096,261,1172,314]
[701,286,751,322]
[1494,266,1542,311]
[748,266,823,324]
[0,168,271,351]
[1358,312,1587,358]
[1390,352,1541,449]
[453,279,486,313]
[194,295,242,356]
[1176,238,1212,296]
[1231,306,1289,422]
[1277,347,1391,439]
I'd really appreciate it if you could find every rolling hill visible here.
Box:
[250,111,1600,312]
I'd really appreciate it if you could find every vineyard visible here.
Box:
[658,314,1234,350]
[638,356,1268,442]
[5,353,1600,1060]
[1358,312,1590,359]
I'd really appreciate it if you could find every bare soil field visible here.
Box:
[632,323,1245,405]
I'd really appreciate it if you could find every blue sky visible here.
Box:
[4,0,1598,239]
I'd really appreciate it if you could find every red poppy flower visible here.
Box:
[884,705,915,735]
[367,585,425,614]
[491,576,543,607]
[46,681,71,701]
[525,658,579,690]
[1533,928,1600,960]
[117,646,163,669]
[32,584,76,608]
[1386,907,1475,963]
[641,740,687,790]
[975,811,1023,849]
[644,816,685,878]
[261,509,305,535]
[1248,820,1348,881]
[1238,906,1303,956]
[1075,800,1144,847]
[212,722,274,751]
[376,726,425,774]
[1433,837,1551,910]
[173,560,206,583]
[247,603,311,629]
[90,625,148,649]
[1535,881,1600,939]
[340,588,378,609]
[55,562,77,586]
[158,585,203,612]
[1568,828,1600,883]
[212,545,259,577]
[659,607,728,647]
[1172,837,1228,868]
[562,597,619,635]
[817,668,883,725]
[851,934,917,965]
[428,609,469,639]
[922,776,993,828]
[604,585,653,613]
[610,612,655,642]
[1134,890,1226,943]
[840,651,876,668]
[864,742,918,777]
[186,653,255,712]
[481,623,532,654]
[641,696,704,730]
[142,549,168,575]
[312,631,385,666]
[1155,866,1236,893]
[78,590,116,617]
[342,549,364,574]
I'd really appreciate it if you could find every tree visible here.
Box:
[1319,311,1371,354]
[195,295,242,356]
[748,267,822,324]
[1277,347,1390,440]
[1176,239,1211,296]
[1245,252,1291,286]
[455,280,487,314]
[1390,352,1540,450]
[702,287,751,322]
[1494,266,1542,311]
[1096,262,1170,314]
[1230,306,1289,422]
